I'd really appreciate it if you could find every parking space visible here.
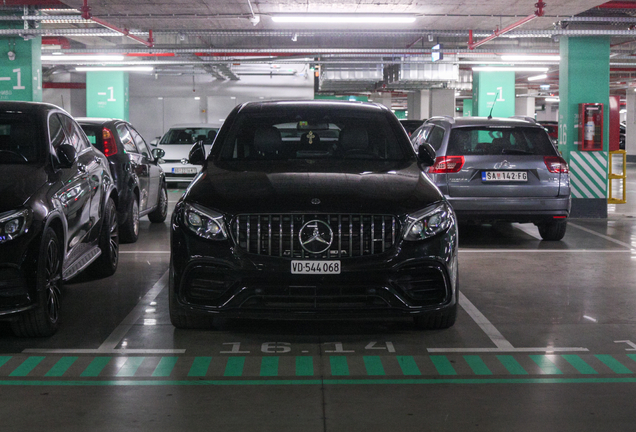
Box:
[1,165,636,430]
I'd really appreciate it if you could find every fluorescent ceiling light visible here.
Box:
[43,55,125,61]
[75,66,154,72]
[528,74,548,81]
[271,14,416,24]
[545,97,560,102]
[501,55,560,62]
[472,66,549,72]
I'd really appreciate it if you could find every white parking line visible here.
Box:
[569,222,635,250]
[23,269,185,355]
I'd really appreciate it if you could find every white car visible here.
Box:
[155,123,221,184]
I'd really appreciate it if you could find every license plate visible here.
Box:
[482,171,527,181]
[172,167,197,174]
[291,260,341,274]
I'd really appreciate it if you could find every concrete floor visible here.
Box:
[2,164,636,431]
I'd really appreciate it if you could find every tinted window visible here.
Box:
[0,113,39,164]
[160,127,219,145]
[49,114,65,149]
[447,127,557,156]
[116,123,137,153]
[217,108,406,162]
[59,115,88,153]
[426,126,445,151]
[128,126,150,158]
[79,125,100,149]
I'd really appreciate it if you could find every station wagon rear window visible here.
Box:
[447,126,557,157]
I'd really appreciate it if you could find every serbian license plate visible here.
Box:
[291,260,341,274]
[172,167,197,174]
[482,171,528,182]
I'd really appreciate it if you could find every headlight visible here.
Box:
[183,203,227,241]
[0,209,31,244]
[403,202,454,241]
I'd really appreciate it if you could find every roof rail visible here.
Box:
[426,115,456,124]
[510,116,537,124]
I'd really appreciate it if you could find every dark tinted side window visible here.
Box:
[59,115,89,153]
[116,123,138,153]
[49,114,65,149]
[128,126,150,158]
[427,126,445,151]
[447,127,557,156]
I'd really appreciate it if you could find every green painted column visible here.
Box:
[558,37,610,218]
[462,98,473,116]
[86,72,129,120]
[472,71,515,117]
[0,22,42,102]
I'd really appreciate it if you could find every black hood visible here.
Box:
[0,165,48,212]
[185,159,443,215]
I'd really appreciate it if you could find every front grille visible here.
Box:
[240,285,389,309]
[232,214,398,258]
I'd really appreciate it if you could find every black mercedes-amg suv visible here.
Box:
[170,100,458,330]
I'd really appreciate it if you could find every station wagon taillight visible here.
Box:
[428,156,465,174]
[544,156,568,173]
[102,127,118,157]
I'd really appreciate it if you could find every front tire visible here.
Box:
[90,197,119,277]
[148,183,168,223]
[119,196,139,243]
[11,227,62,337]
[538,220,567,241]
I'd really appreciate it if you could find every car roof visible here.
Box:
[75,117,124,124]
[237,100,390,115]
[0,101,67,115]
[167,123,221,129]
[428,116,544,128]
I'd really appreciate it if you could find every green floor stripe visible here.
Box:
[530,355,563,375]
[116,357,145,377]
[6,377,636,386]
[45,357,78,377]
[188,357,212,377]
[80,357,111,377]
[397,356,421,376]
[363,356,385,376]
[0,356,12,369]
[295,356,313,376]
[595,355,632,374]
[562,355,598,375]
[330,356,350,376]
[496,355,528,375]
[464,355,492,375]
[9,357,45,377]
[152,357,178,377]
[260,357,279,377]
[224,357,245,377]
[430,355,457,375]
[628,354,636,364]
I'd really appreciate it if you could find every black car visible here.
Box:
[0,102,119,337]
[78,118,168,243]
[400,119,426,137]
[169,100,458,330]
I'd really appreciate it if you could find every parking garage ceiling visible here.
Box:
[3,0,636,97]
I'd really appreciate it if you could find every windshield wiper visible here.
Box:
[501,149,532,155]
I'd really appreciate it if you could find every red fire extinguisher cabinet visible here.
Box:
[578,103,604,151]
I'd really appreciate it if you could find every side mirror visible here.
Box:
[151,148,165,159]
[417,142,436,167]
[150,138,160,146]
[188,140,206,165]
[56,144,77,168]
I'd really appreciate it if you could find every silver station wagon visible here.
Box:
[410,116,571,241]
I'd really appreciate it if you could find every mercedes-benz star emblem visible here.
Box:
[299,220,333,254]
[180,158,189,165]
[311,198,321,205]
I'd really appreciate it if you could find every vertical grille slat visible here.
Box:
[234,214,397,258]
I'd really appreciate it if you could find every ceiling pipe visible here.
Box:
[80,0,154,48]
[468,1,546,50]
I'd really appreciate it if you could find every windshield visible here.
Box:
[0,114,40,164]
[447,126,557,156]
[216,108,407,161]
[160,127,218,145]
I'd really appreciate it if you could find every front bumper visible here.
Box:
[447,196,571,223]
[0,233,39,318]
[160,162,201,183]
[170,213,459,320]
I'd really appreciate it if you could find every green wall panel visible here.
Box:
[462,98,473,116]
[472,71,515,117]
[0,36,42,102]
[86,72,129,120]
